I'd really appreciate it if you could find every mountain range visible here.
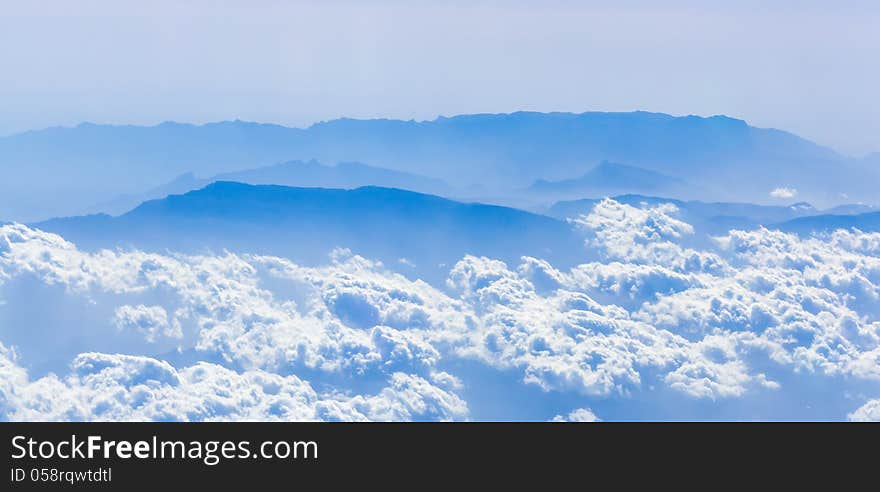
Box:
[84,160,454,216]
[3,111,878,221]
[36,182,586,283]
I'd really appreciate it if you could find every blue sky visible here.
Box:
[1,0,878,155]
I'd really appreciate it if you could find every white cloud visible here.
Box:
[114,305,181,342]
[770,187,797,199]
[551,407,600,422]
[3,208,880,420]
[849,399,880,422]
[1,351,467,422]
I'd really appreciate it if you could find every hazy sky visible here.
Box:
[1,0,878,155]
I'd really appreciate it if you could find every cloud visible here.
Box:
[3,206,880,420]
[114,305,181,342]
[770,187,797,198]
[1,351,467,422]
[551,408,601,422]
[849,399,880,422]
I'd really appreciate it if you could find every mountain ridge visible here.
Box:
[34,182,586,283]
[3,111,876,221]
[82,160,454,216]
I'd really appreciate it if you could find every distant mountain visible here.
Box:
[215,160,453,195]
[526,161,691,200]
[83,160,454,216]
[3,111,877,221]
[83,172,207,216]
[35,182,585,282]
[774,211,880,235]
[822,203,878,216]
[547,194,820,235]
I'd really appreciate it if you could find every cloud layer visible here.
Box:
[2,198,879,421]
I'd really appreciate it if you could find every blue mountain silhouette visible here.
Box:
[3,111,876,221]
[83,160,454,216]
[35,182,586,282]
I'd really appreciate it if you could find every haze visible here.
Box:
[1,0,878,155]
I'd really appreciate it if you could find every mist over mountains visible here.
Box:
[2,111,877,221]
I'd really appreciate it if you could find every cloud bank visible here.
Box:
[1,198,879,421]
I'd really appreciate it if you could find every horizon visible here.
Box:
[4,109,866,158]
[2,1,879,156]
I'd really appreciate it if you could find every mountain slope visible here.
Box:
[35,182,586,282]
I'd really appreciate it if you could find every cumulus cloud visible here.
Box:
[2,202,880,421]
[551,408,601,422]
[770,187,797,199]
[114,305,181,342]
[1,351,466,422]
[849,399,880,422]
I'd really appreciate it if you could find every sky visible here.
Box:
[1,0,878,156]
